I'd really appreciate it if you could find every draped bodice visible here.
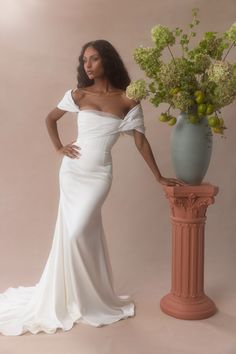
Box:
[57,89,146,169]
[57,89,146,137]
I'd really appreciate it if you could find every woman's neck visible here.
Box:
[89,78,117,94]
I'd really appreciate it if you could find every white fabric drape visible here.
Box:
[0,89,145,336]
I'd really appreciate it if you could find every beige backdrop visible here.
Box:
[0,0,236,353]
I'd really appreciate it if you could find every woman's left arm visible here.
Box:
[133,130,185,186]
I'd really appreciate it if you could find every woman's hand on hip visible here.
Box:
[57,141,81,159]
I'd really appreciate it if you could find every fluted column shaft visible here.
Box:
[160,184,219,320]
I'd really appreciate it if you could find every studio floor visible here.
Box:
[1,262,235,354]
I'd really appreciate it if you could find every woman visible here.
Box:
[0,40,183,336]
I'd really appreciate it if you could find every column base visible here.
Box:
[160,293,217,320]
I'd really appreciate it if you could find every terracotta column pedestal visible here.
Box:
[160,183,219,320]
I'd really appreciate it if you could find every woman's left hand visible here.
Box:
[157,176,187,186]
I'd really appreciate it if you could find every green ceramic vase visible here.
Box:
[170,112,213,185]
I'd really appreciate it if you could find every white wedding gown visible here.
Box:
[0,89,146,336]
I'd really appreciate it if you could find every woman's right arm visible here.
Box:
[45,107,81,159]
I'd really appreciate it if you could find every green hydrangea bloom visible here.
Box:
[171,91,194,111]
[126,79,149,101]
[212,82,236,108]
[133,46,161,79]
[207,61,233,83]
[207,61,236,108]
[158,58,198,92]
[151,25,175,50]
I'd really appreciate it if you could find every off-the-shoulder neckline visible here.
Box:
[69,89,141,120]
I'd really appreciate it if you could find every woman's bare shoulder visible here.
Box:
[121,90,141,110]
[71,88,86,104]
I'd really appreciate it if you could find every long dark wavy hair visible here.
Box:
[76,40,131,90]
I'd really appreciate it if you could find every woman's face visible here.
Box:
[83,46,105,79]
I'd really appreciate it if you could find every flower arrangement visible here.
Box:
[126,8,236,134]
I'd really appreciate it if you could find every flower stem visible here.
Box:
[167,45,176,63]
[222,42,235,61]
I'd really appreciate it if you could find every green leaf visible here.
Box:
[149,82,156,93]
